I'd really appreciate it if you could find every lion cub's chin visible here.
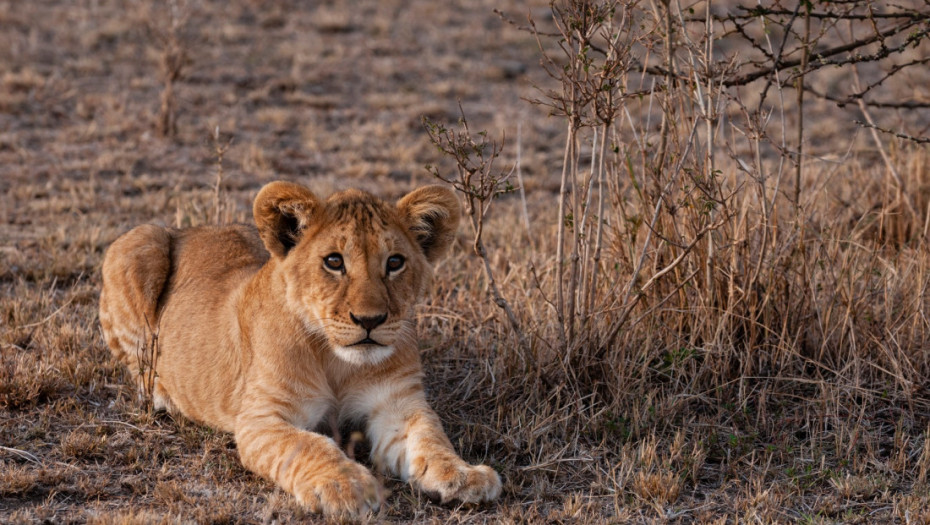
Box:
[333,344,396,366]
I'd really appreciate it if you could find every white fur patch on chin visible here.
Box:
[333,345,395,366]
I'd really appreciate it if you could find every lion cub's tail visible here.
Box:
[99,224,173,391]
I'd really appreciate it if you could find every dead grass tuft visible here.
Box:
[85,510,176,525]
[0,463,41,497]
[632,470,680,508]
[0,351,68,410]
[60,429,107,460]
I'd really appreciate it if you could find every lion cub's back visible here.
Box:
[154,224,269,428]
[166,224,269,287]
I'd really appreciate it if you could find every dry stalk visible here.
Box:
[795,3,810,214]
[211,126,232,225]
[853,69,921,232]
[515,121,530,236]
[137,316,160,414]
[151,0,190,139]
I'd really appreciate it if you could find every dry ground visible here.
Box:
[2,0,930,523]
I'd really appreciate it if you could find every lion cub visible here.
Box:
[99,181,501,516]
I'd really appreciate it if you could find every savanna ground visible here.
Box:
[2,0,930,523]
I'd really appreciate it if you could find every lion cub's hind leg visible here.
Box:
[99,224,174,407]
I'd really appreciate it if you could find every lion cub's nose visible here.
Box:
[350,312,388,332]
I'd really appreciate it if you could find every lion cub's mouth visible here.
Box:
[334,339,395,366]
[349,337,384,347]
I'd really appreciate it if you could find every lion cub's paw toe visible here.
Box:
[297,462,386,517]
[452,464,502,503]
[415,459,502,504]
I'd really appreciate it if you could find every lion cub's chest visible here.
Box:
[289,379,364,435]
[293,394,335,432]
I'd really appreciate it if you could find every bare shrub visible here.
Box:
[424,109,527,352]
[430,0,930,516]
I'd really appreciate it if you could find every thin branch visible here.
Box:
[806,84,930,109]
[723,21,923,86]
[853,120,930,144]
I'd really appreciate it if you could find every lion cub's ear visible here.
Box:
[253,181,320,258]
[397,185,462,263]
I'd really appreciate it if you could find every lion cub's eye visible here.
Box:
[323,253,344,272]
[386,254,405,273]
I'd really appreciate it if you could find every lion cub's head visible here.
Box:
[252,181,461,366]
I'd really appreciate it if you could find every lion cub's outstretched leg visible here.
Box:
[353,373,503,504]
[99,224,174,410]
[234,389,385,517]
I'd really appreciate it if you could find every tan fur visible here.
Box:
[99,182,502,517]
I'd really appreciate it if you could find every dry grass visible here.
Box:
[2,0,930,523]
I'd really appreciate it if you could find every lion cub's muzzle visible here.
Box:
[327,311,402,366]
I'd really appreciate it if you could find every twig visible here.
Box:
[795,3,810,214]
[98,420,149,433]
[853,120,930,145]
[853,69,920,226]
[17,294,77,330]
[726,7,928,21]
[722,21,924,86]
[515,121,530,236]
[0,445,43,466]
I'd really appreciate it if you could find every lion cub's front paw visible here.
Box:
[296,461,385,517]
[412,456,502,504]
